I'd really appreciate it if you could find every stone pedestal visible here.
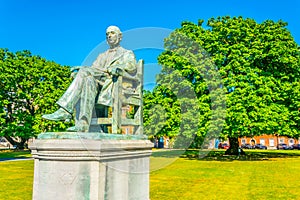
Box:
[29,132,153,200]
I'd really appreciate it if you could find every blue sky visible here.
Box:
[1,0,299,88]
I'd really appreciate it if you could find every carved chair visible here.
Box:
[90,59,144,134]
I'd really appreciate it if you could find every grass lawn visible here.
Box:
[0,159,33,200]
[1,149,300,199]
[151,149,300,200]
[150,150,300,200]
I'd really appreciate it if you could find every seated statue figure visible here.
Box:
[42,25,137,132]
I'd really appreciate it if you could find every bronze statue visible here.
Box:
[42,26,137,132]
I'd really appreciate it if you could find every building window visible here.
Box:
[260,139,265,145]
[241,139,246,145]
[269,138,275,147]
[289,139,294,146]
[279,138,284,144]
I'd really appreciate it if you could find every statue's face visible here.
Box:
[106,28,121,47]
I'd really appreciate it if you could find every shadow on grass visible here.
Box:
[151,149,300,162]
[181,149,300,161]
[0,149,31,161]
[151,149,187,158]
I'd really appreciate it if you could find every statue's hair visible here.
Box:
[106,26,122,35]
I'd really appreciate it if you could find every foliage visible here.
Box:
[0,49,72,148]
[144,16,300,150]
[203,17,300,139]
[143,81,202,148]
[143,87,180,138]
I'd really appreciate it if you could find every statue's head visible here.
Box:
[106,25,122,48]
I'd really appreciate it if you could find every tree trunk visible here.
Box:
[4,136,27,150]
[225,137,245,155]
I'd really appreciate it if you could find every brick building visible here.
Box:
[239,134,300,149]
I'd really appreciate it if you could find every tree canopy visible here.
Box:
[0,48,72,148]
[143,16,300,151]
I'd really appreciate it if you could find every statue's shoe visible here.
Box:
[42,108,72,122]
[66,124,89,132]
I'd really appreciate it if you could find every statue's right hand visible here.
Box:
[70,66,84,72]
[71,72,77,79]
[109,67,123,76]
[70,66,85,78]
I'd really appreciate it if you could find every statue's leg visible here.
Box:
[78,73,99,126]
[42,69,90,122]
[57,68,92,113]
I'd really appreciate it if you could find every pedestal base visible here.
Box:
[29,132,153,200]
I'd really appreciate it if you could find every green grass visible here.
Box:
[151,149,300,200]
[0,160,34,200]
[2,149,300,199]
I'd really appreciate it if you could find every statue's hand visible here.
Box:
[70,66,87,78]
[70,68,80,79]
[70,66,84,72]
[70,72,75,79]
[110,67,123,76]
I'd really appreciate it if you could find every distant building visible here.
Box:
[209,134,300,150]
[239,134,299,149]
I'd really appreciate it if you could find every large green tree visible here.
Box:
[0,49,72,148]
[144,16,300,153]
